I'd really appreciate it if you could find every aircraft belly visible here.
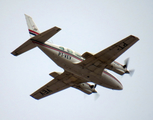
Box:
[84,74,120,90]
[35,44,123,90]
[64,64,123,90]
[101,71,123,90]
[37,44,59,62]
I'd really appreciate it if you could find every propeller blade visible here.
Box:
[129,69,135,76]
[123,58,135,76]
[94,93,100,101]
[94,84,97,88]
[123,58,130,68]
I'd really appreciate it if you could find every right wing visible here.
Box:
[94,35,139,65]
[78,35,139,75]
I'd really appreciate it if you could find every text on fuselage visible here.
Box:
[58,52,71,60]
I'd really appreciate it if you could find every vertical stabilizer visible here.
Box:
[25,14,40,37]
[11,14,61,56]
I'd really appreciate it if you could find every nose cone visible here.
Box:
[116,84,123,90]
[114,78,123,90]
[112,79,123,90]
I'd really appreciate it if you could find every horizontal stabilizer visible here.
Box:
[11,26,61,56]
[11,40,36,56]
[31,26,61,43]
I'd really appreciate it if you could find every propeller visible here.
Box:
[90,84,97,89]
[84,84,100,101]
[123,58,135,76]
[92,84,100,100]
[123,58,129,68]
[129,69,135,76]
[94,92,100,101]
[94,84,97,88]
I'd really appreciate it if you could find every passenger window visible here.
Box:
[67,49,73,54]
[59,47,64,51]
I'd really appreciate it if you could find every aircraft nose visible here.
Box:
[117,84,123,90]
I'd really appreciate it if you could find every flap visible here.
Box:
[82,52,93,59]
[49,72,62,78]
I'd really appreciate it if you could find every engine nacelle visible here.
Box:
[106,61,127,75]
[79,83,97,94]
[49,72,98,94]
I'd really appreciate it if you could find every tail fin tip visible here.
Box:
[25,14,40,37]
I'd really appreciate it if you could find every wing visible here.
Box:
[31,71,87,100]
[78,35,139,75]
[31,71,71,100]
[94,35,139,64]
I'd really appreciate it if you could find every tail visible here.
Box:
[25,14,40,37]
[11,14,61,56]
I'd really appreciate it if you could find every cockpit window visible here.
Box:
[59,47,64,51]
[67,49,73,54]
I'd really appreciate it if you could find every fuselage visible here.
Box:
[32,40,123,90]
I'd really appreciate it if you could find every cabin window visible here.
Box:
[59,47,64,51]
[67,49,73,54]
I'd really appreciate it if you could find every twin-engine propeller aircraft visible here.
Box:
[11,15,139,100]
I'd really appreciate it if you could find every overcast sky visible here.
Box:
[0,0,153,120]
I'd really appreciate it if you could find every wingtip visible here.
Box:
[129,35,139,40]
[11,51,18,56]
[54,26,62,32]
[30,95,40,100]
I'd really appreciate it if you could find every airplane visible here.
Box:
[11,14,139,100]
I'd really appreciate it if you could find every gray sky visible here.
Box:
[0,0,153,120]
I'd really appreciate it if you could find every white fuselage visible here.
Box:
[32,40,123,90]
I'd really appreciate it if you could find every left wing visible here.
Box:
[31,71,72,100]
[78,35,139,75]
[31,71,87,100]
